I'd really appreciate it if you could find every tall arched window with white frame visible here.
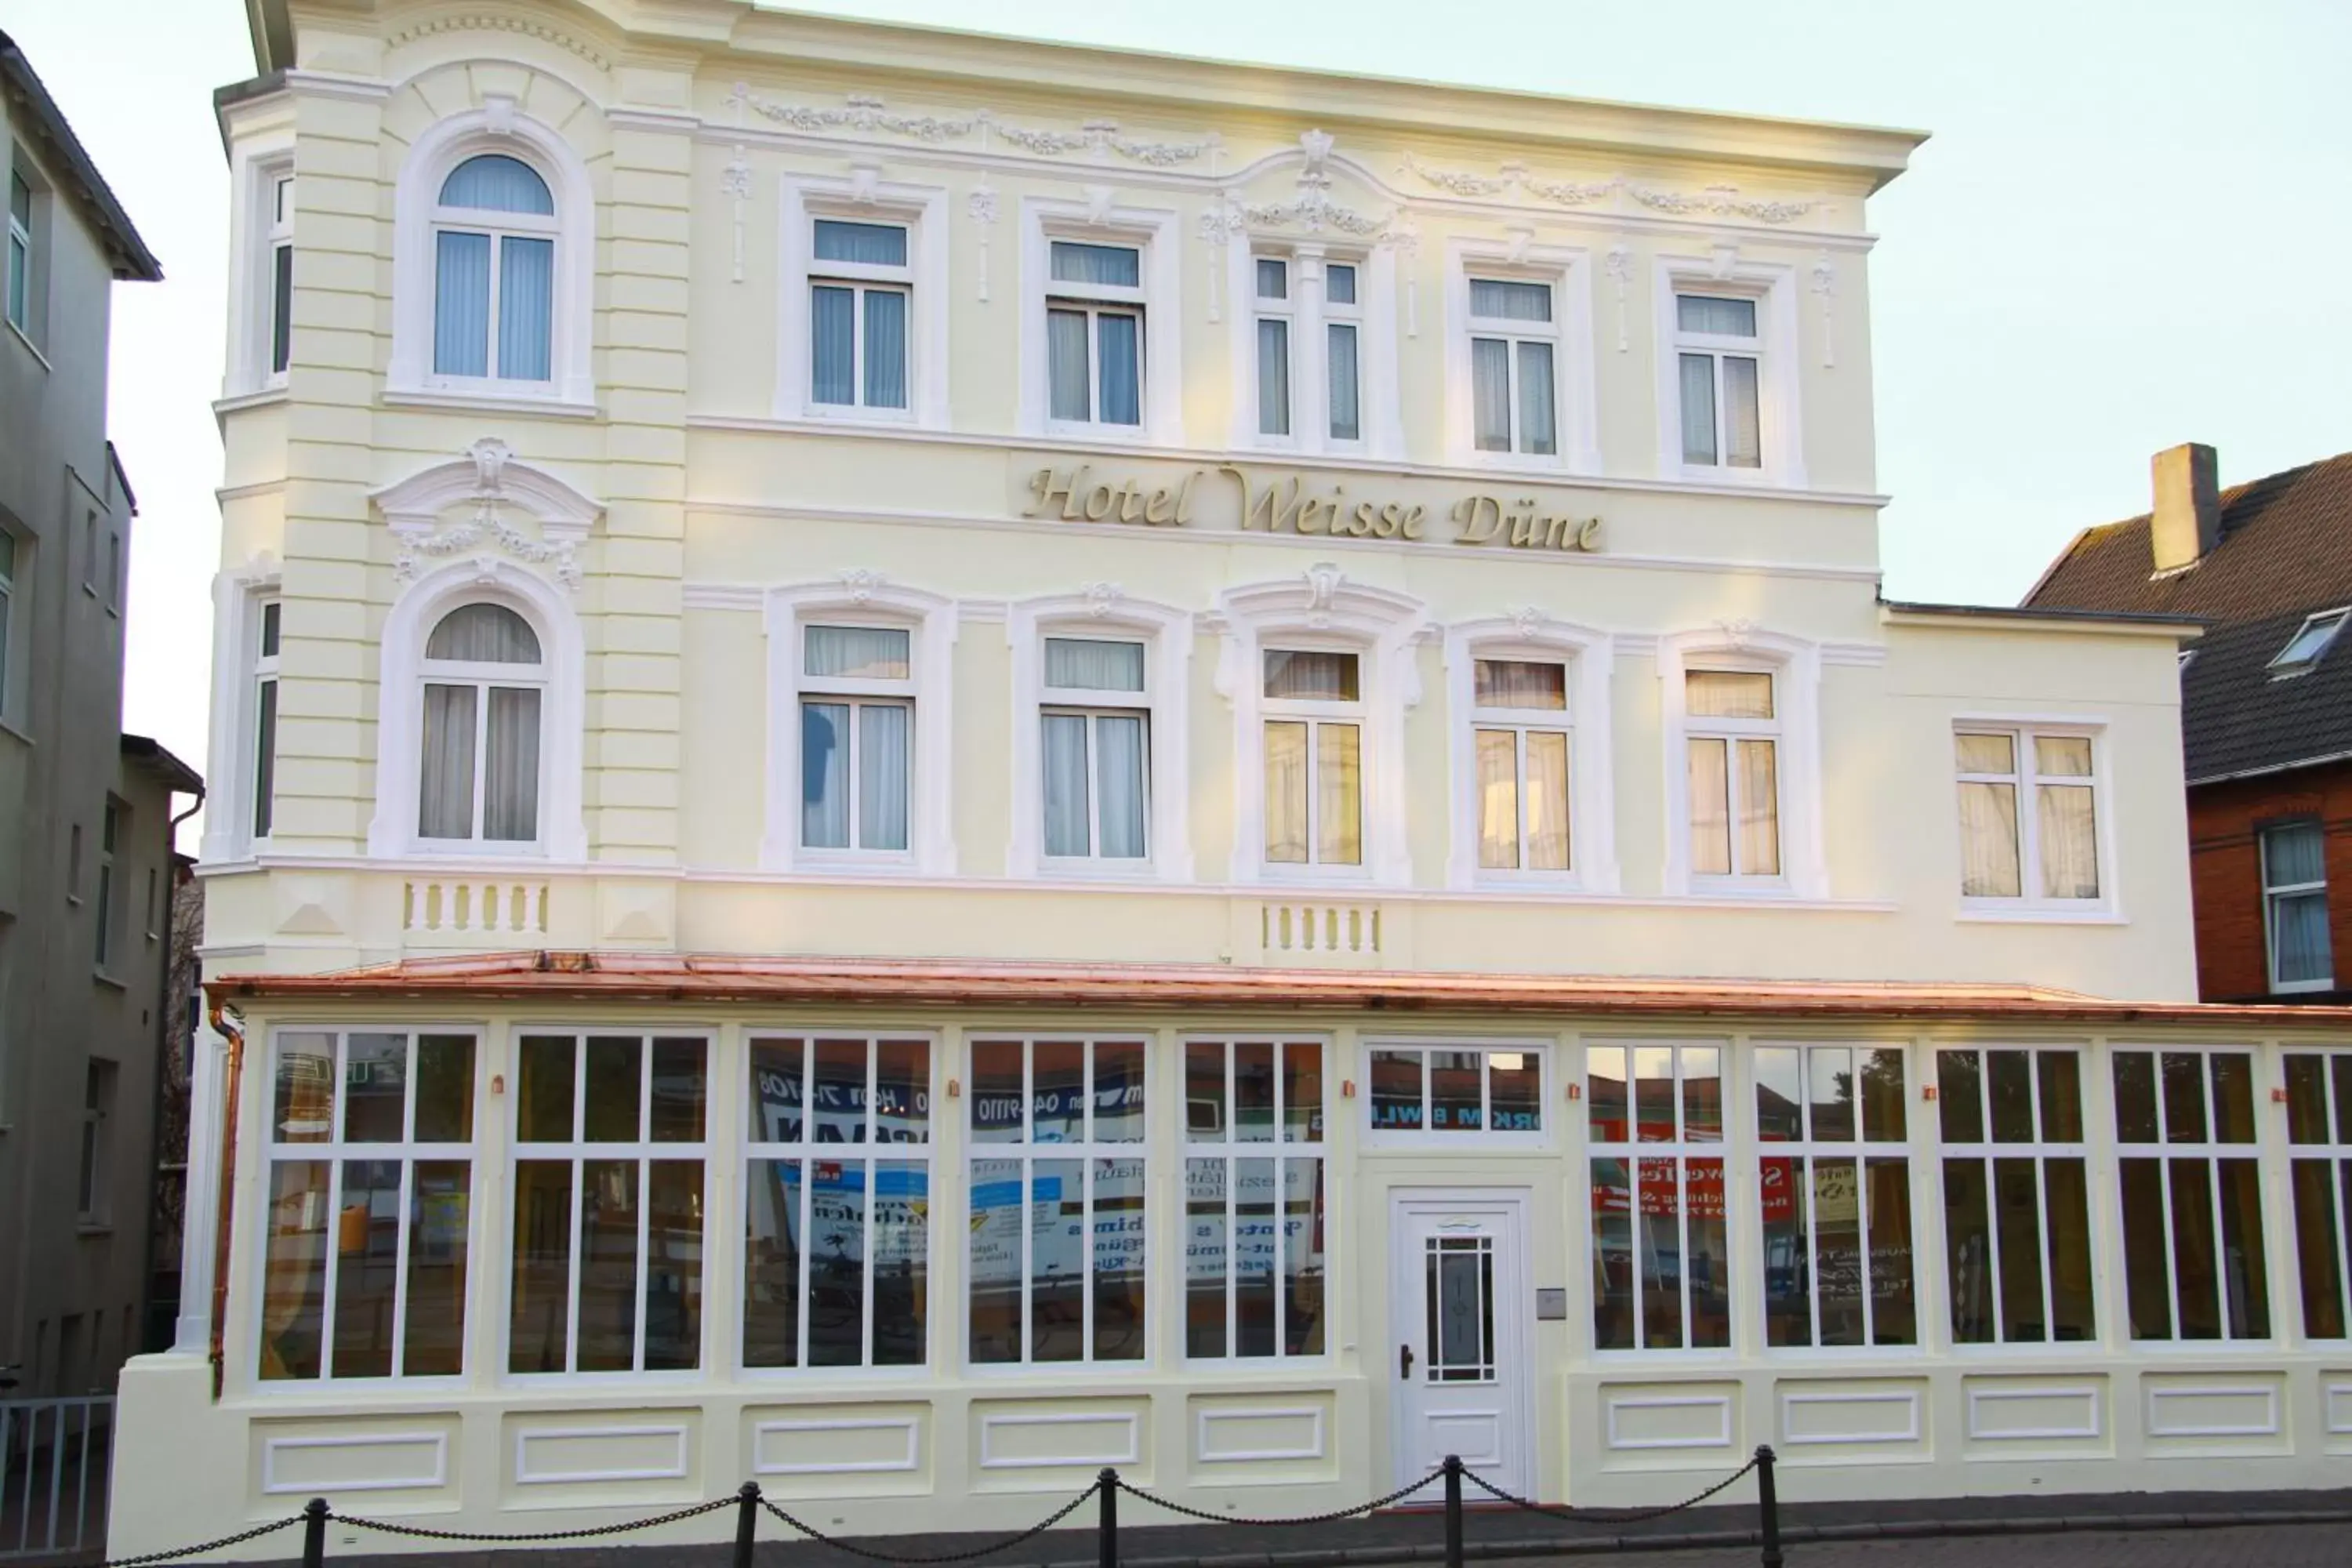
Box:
[431,154,555,385]
[417,601,545,847]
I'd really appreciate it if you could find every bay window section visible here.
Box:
[1675,294,1762,470]
[1042,637,1149,862]
[260,1029,477,1381]
[1955,728,2103,905]
[1686,670,1779,880]
[809,218,910,412]
[2111,1047,2268,1341]
[800,624,913,855]
[1468,278,1557,457]
[1046,241,1143,429]
[1755,1045,1915,1348]
[2285,1051,2352,1338]
[1263,649,1362,869]
[2263,822,2332,991]
[510,1033,708,1374]
[1472,658,1571,874]
[968,1038,1148,1366]
[1184,1040,1327,1360]
[1588,1044,1730,1350]
[743,1035,931,1370]
[1938,1047,2096,1344]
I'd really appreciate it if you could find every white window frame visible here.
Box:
[201,564,283,862]
[795,622,916,862]
[1670,290,1766,473]
[1260,641,1370,876]
[1752,1043,1916,1352]
[1363,1037,1551,1151]
[739,1030,938,1376]
[1231,245,1381,458]
[774,176,949,426]
[1682,666,1781,883]
[1442,238,1598,473]
[1319,255,1369,452]
[1006,595,1194,882]
[2263,821,2334,993]
[249,600,280,843]
[1657,629,1825,899]
[1250,252,1297,444]
[1650,256,1806,487]
[1214,570,1427,886]
[1952,718,2114,918]
[2110,1045,2273,1345]
[6,151,38,346]
[1443,620,1617,892]
[222,146,293,397]
[1181,1036,1333,1365]
[414,604,550,853]
[77,1058,113,1227]
[267,171,293,383]
[1584,1040,1732,1352]
[762,579,956,877]
[1933,1044,2099,1348]
[2270,608,2350,675]
[387,99,595,410]
[254,1026,481,1388]
[1018,198,1182,447]
[501,1028,713,1381]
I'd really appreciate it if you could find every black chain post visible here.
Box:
[1442,1456,1464,1568]
[300,1499,328,1568]
[1098,1468,1120,1568]
[1754,1446,1782,1568]
[735,1482,762,1568]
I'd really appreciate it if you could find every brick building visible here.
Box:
[2031,445,2352,1000]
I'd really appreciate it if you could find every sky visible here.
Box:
[6,0,2350,822]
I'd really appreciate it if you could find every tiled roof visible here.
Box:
[2025,450,2352,782]
[206,951,2352,1029]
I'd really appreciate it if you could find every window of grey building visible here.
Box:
[0,527,16,717]
[5,159,31,336]
[94,799,121,970]
[77,1059,116,1225]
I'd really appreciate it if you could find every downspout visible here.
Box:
[205,998,244,1400]
[137,788,204,1356]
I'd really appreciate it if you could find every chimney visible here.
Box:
[2150,443,2220,573]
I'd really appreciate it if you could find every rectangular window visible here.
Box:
[1686,670,1779,879]
[1675,293,1761,469]
[967,1037,1148,1366]
[0,529,16,716]
[2111,1048,2268,1341]
[1955,728,2102,902]
[810,218,910,412]
[1468,277,1557,456]
[252,601,281,839]
[1755,1045,1913,1347]
[1938,1047,2096,1344]
[1047,240,1143,428]
[743,1034,931,1370]
[6,166,30,333]
[1263,649,1362,868]
[105,532,120,612]
[1368,1043,1544,1141]
[800,624,913,854]
[1587,1044,1729,1350]
[2263,822,2332,991]
[260,1029,477,1381]
[77,1059,116,1225]
[1184,1040,1327,1360]
[94,800,120,969]
[1326,261,1362,445]
[510,1032,708,1374]
[1254,256,1292,437]
[268,173,293,379]
[2284,1051,2352,1338]
[1472,658,1571,873]
[1042,637,1149,861]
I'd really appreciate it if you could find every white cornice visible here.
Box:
[605,105,702,134]
[283,68,393,104]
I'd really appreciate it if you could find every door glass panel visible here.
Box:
[1425,1236,1495,1382]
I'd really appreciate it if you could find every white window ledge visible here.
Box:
[1955,904,2129,926]
[381,387,600,419]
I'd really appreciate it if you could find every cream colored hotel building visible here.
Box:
[116,0,2352,1550]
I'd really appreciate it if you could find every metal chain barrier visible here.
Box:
[99,1512,309,1567]
[759,1480,1102,1564]
[1460,1454,1760,1526]
[332,1494,737,1543]
[1119,1468,1446,1528]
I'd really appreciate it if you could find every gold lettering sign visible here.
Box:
[1020,462,1601,554]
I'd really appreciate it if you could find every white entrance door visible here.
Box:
[1388,1190,1534,1500]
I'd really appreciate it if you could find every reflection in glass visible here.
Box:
[405,1159,470,1376]
[1682,1047,1721,1142]
[1987,1051,2034,1143]
[744,1158,806,1367]
[2038,1051,2083,1142]
[2216,1157,2270,1338]
[1755,1048,1801,1142]
[1283,1042,1323,1142]
[1591,1157,1633,1350]
[1634,1047,1675,1142]
[971,1040,1025,1144]
[1813,1157,1864,1346]
[644,1159,702,1370]
[1186,1157,1228,1359]
[1938,1051,1984,1144]
[517,1036,575,1142]
[2112,1051,2158,1143]
[1094,1156,1147,1360]
[2292,1160,2347,1339]
[414,1036,475,1143]
[583,1036,641,1142]
[343,1034,408,1143]
[1860,1049,1906,1142]
[1993,1156,2046,1341]
[2119,1157,2171,1339]
[1639,1156,1683,1349]
[260,1161,329,1379]
[650,1037,706,1143]
[509,1159,575,1373]
[1866,1158,1916,1345]
[332,1158,403,1377]
[1370,1049,1425,1132]
[1490,1052,1542,1134]
[576,1158,641,1370]
[1236,1156,1277,1357]
[1588,1047,1627,1143]
[1431,1051,1482,1131]
[1094,1041,1147,1142]
[1030,1158,1086,1363]
[1944,1159,1994,1343]
[806,1154,868,1367]
[1762,1155,1809,1346]
[274,1033,335,1144]
[873,1161,927,1365]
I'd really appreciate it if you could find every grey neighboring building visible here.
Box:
[0,31,197,1402]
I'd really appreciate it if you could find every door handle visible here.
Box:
[1399,1342,1414,1379]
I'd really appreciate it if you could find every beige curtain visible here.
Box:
[1475,728,1519,869]
[1316,724,1363,866]
[1525,730,1571,871]
[1737,739,1781,877]
[1264,721,1308,863]
[1688,737,1731,876]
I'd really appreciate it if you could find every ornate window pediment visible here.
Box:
[371,438,602,593]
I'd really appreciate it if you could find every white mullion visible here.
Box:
[1303,717,1322,867]
[2151,1067,2181,1341]
[467,679,490,842]
[484,233,504,380]
[862,1039,878,1368]
[1018,1042,1035,1363]
[1080,1043,1097,1363]
[637,1040,655,1372]
[1224,1044,1239,1356]
[1513,728,1533,868]
[1803,1142,1822,1349]
[318,1036,347,1380]
[1857,1138,1876,1348]
[849,282,868,408]
[1083,714,1102,858]
[2205,1136,2230,1337]
[2020,736,2046,898]
[1983,1140,2009,1342]
[796,1039,813,1370]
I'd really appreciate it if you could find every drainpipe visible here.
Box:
[205,1000,245,1400]
[137,789,204,1358]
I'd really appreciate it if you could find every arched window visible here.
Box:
[419,601,545,845]
[432,154,555,384]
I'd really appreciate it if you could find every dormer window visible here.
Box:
[2271,608,2350,676]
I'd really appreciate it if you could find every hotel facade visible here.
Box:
[117,0,2352,1551]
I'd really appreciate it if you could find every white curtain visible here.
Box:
[1687,737,1731,877]
[1327,322,1359,442]
[1958,782,2022,898]
[1095,714,1148,859]
[1471,337,1511,452]
[2037,784,2100,899]
[1525,729,1571,872]
[440,154,553,214]
[1045,637,1144,691]
[1264,649,1357,702]
[810,285,855,405]
[1476,659,1566,711]
[1041,713,1091,857]
[814,219,907,267]
[862,289,908,409]
[1051,241,1140,288]
[800,701,850,848]
[1679,352,1717,465]
[482,686,542,842]
[1516,341,1557,456]
[858,702,910,851]
[805,625,908,680]
[1737,738,1781,877]
[1475,728,1519,869]
[2270,829,2331,983]
[433,230,491,378]
[428,602,539,663]
[1316,724,1363,866]
[498,235,554,383]
[1097,312,1141,426]
[1256,317,1290,437]
[1470,278,1551,321]
[1678,295,1755,336]
[418,683,477,839]
[1254,258,1287,299]
[1686,670,1774,720]
[1263,721,1309,864]
[1047,308,1090,422]
[1722,355,1761,469]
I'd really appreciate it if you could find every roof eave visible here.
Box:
[0,30,163,281]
